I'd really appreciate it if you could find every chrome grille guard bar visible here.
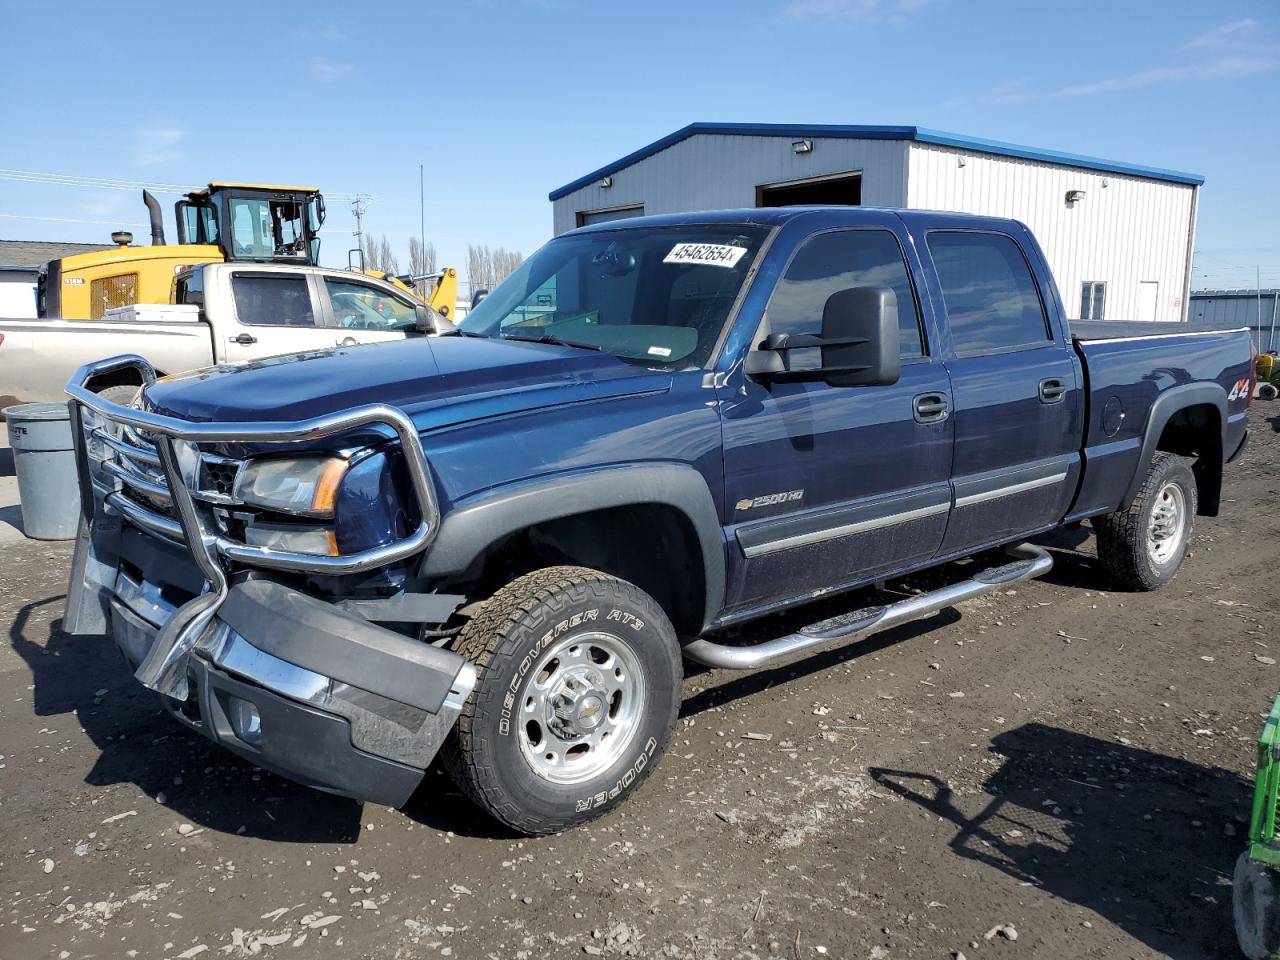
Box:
[67,354,441,699]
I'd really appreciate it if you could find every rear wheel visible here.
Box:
[444,566,681,835]
[1235,852,1280,960]
[1093,451,1197,591]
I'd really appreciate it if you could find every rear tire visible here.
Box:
[1093,451,1197,591]
[444,566,681,835]
[1235,852,1280,960]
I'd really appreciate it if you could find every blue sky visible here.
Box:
[2,0,1277,292]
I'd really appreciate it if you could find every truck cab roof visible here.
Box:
[569,205,1026,235]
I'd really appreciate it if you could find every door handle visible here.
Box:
[228,333,257,345]
[913,393,950,423]
[1039,378,1066,403]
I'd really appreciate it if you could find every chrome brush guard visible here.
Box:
[65,354,441,700]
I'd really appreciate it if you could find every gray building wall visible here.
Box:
[552,134,909,236]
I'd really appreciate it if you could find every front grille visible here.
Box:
[198,456,241,498]
[89,418,246,536]
[90,273,138,319]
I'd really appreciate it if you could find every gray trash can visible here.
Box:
[4,402,80,540]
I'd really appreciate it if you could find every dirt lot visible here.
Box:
[3,404,1279,960]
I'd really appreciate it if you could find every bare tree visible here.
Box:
[409,236,440,281]
[363,233,379,272]
[467,244,523,293]
[379,236,399,276]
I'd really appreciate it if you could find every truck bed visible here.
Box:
[1070,320,1246,341]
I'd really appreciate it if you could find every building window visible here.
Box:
[1080,281,1106,320]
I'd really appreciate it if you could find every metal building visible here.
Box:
[549,123,1202,323]
[1191,289,1280,351]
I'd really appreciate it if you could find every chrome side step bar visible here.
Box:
[681,543,1053,671]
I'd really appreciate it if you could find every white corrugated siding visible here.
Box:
[552,135,910,236]
[906,143,1196,323]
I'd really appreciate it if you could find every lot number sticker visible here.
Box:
[664,243,748,269]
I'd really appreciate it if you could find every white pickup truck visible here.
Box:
[0,262,447,406]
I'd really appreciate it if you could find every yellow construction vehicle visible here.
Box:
[363,267,459,321]
[37,182,459,322]
[39,183,326,319]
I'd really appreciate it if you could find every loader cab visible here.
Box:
[175,184,325,266]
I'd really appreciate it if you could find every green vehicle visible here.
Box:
[1235,693,1280,958]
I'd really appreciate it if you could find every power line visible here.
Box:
[0,212,149,228]
[0,167,368,202]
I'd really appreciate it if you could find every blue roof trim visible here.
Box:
[548,122,1204,200]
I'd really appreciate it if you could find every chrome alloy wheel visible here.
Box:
[517,631,646,785]
[1147,480,1187,565]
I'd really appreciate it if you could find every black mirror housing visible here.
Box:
[821,285,900,387]
[746,285,901,387]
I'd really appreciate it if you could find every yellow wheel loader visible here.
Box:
[38,184,326,319]
[37,184,458,321]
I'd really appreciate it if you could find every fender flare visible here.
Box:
[420,463,726,631]
[1121,382,1227,508]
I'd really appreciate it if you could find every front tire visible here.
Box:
[1093,451,1197,591]
[444,566,681,835]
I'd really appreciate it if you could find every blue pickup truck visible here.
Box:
[64,207,1253,835]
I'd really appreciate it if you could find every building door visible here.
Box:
[576,205,644,228]
[1137,281,1159,322]
[719,220,953,614]
[756,172,862,207]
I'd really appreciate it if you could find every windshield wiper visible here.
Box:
[501,332,603,352]
[439,329,489,338]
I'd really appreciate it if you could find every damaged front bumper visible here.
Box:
[63,355,473,808]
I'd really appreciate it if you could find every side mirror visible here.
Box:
[819,286,900,387]
[747,285,900,388]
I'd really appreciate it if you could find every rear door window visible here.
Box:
[230,274,315,327]
[925,231,1050,356]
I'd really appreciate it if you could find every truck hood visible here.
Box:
[143,335,668,429]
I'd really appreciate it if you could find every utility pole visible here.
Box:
[419,164,427,298]
[351,195,368,270]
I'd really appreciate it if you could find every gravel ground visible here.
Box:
[3,403,1280,960]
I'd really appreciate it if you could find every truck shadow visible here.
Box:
[870,723,1246,960]
[9,596,366,843]
[11,594,512,841]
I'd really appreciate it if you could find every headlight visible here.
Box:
[235,456,348,518]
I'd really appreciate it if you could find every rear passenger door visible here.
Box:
[223,270,337,362]
[922,228,1082,554]
[719,221,954,614]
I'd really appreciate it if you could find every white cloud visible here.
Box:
[134,128,187,168]
[991,19,1277,102]
[782,0,933,25]
[1183,18,1260,49]
[308,55,355,82]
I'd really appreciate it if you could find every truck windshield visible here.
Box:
[457,225,768,367]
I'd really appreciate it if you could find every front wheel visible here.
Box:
[1093,451,1197,591]
[444,566,681,835]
